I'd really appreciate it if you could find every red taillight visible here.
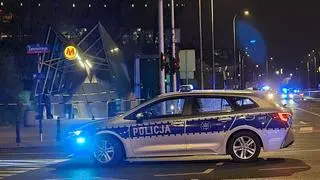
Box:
[271,112,292,122]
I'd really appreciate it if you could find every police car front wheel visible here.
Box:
[92,136,124,166]
[228,131,261,162]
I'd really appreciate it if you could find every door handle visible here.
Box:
[172,121,185,126]
[218,117,232,122]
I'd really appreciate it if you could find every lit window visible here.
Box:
[72,3,75,8]
[181,3,184,7]
[0,2,3,6]
[20,2,23,6]
[88,4,91,8]
[38,3,41,7]
[104,4,106,8]
[168,3,170,7]
[176,3,178,7]
[131,3,134,8]
[144,4,147,7]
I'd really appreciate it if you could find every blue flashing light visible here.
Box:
[76,137,86,144]
[281,93,288,99]
[250,39,257,44]
[262,85,270,91]
[179,85,194,92]
[282,88,288,94]
[293,89,300,93]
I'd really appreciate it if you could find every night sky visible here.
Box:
[214,0,320,69]
[2,0,320,73]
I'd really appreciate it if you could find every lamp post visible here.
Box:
[233,10,250,89]
[266,57,273,81]
[312,50,317,88]
[211,0,215,89]
[199,0,204,89]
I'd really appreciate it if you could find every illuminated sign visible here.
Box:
[64,46,78,60]
[26,44,50,54]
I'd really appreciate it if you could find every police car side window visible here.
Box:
[195,97,232,114]
[144,98,185,119]
[231,97,258,110]
[126,98,186,120]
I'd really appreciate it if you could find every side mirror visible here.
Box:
[136,112,144,124]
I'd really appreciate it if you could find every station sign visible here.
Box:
[26,44,50,54]
[64,46,78,61]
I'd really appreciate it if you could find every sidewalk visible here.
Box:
[0,118,94,149]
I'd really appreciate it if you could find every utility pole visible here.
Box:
[211,0,215,89]
[171,0,177,92]
[159,0,165,94]
[307,61,311,92]
[314,56,317,88]
[233,14,238,89]
[238,50,242,88]
[199,0,204,89]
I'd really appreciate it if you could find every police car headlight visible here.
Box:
[267,93,274,100]
[69,130,82,136]
[76,137,86,144]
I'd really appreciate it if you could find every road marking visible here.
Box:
[154,168,214,177]
[0,152,66,155]
[259,166,308,171]
[216,162,224,166]
[295,107,320,117]
[264,148,320,155]
[299,121,309,125]
[4,168,38,171]
[0,170,26,173]
[299,127,313,132]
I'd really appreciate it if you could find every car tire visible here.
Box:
[92,135,124,166]
[228,131,261,162]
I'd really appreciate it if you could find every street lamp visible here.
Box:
[244,10,250,16]
[233,10,250,88]
[266,57,273,80]
[276,70,280,75]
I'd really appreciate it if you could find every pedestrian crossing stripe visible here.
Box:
[0,159,67,179]
[0,167,40,179]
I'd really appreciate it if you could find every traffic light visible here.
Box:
[160,52,167,70]
[171,56,180,74]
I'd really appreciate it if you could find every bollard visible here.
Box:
[56,117,61,142]
[16,120,21,144]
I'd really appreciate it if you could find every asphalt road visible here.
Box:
[2,100,320,180]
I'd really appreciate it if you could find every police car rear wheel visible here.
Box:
[228,131,261,162]
[93,137,123,166]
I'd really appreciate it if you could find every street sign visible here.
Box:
[64,46,78,60]
[26,44,50,54]
[179,50,196,80]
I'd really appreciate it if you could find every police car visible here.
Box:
[66,89,294,165]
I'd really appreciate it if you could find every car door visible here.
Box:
[127,96,192,157]
[186,96,235,154]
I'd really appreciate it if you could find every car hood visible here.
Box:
[69,115,126,134]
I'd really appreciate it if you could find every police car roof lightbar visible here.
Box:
[179,85,194,92]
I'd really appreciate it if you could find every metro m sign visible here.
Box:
[64,46,78,60]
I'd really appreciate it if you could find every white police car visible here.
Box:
[67,89,294,165]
